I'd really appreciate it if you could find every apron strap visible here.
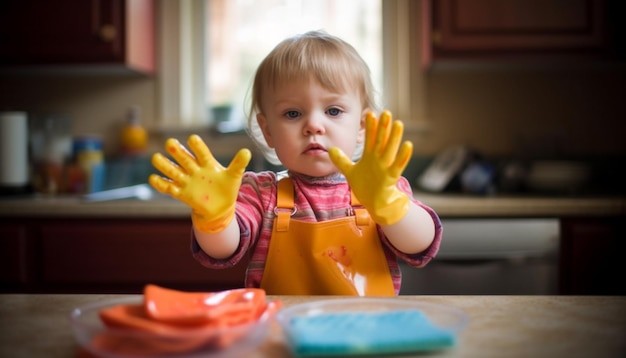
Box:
[275,178,295,232]
[276,177,371,230]
[350,191,370,227]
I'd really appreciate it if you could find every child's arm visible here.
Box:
[149,134,250,258]
[329,110,436,254]
[379,201,436,254]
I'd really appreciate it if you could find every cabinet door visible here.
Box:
[431,0,607,58]
[0,222,30,289]
[38,219,247,293]
[0,0,154,73]
[560,217,625,295]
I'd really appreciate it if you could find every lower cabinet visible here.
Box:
[0,218,247,293]
[1,216,624,294]
[560,217,625,295]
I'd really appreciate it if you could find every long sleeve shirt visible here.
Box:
[191,170,442,294]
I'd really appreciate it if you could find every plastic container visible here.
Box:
[73,136,105,193]
[276,298,469,356]
[69,296,273,358]
[29,113,73,194]
[120,105,148,155]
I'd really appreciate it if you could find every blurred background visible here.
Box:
[1,0,625,295]
[0,0,624,194]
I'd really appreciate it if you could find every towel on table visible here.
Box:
[286,309,456,356]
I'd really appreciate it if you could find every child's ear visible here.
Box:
[257,113,275,148]
[356,109,368,143]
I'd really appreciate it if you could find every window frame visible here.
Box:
[156,0,430,133]
[157,0,208,131]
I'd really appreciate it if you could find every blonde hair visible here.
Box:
[246,30,379,166]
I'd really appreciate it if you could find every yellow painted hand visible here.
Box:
[329,110,413,226]
[149,135,251,233]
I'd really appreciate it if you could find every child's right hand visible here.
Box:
[149,135,251,233]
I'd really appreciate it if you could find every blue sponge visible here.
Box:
[286,310,456,356]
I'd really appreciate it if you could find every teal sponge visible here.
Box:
[286,310,456,356]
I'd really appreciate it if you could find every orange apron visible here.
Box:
[259,178,395,296]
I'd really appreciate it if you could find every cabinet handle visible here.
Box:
[99,24,117,43]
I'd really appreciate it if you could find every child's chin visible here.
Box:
[295,165,337,178]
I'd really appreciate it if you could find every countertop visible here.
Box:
[0,191,625,218]
[0,294,624,358]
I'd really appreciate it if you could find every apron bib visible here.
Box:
[260,178,395,296]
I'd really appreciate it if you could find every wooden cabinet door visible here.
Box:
[38,218,247,293]
[560,217,625,295]
[0,0,154,73]
[0,222,30,289]
[431,0,607,58]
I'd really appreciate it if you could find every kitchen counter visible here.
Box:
[0,191,624,218]
[0,294,624,358]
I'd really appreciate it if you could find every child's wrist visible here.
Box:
[192,209,234,234]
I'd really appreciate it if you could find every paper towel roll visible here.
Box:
[0,111,29,187]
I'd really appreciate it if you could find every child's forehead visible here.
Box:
[267,74,352,95]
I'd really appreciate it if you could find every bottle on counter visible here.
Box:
[120,105,148,156]
[72,136,105,194]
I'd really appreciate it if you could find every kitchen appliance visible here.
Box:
[399,218,560,295]
[416,146,472,192]
[0,111,30,195]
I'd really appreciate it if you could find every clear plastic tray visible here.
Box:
[70,297,272,358]
[276,298,469,356]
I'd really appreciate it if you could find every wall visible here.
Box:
[1,63,625,161]
[0,75,160,157]
[418,63,626,159]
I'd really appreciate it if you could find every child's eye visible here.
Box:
[327,108,343,117]
[284,110,300,119]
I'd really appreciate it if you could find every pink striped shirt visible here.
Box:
[191,170,442,295]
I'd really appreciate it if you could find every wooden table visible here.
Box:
[0,294,624,358]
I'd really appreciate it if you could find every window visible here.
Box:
[207,0,381,132]
[157,0,428,133]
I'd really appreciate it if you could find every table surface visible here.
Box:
[0,294,624,358]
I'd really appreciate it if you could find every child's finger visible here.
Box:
[390,141,413,179]
[364,112,378,153]
[151,153,187,184]
[148,174,181,197]
[188,135,219,168]
[328,147,354,176]
[381,120,404,166]
[374,110,392,155]
[164,138,199,174]
[226,148,252,177]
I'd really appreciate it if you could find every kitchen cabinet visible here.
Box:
[429,0,613,61]
[2,215,623,295]
[0,218,247,293]
[0,0,154,74]
[1,193,625,294]
[0,224,31,289]
[559,217,625,295]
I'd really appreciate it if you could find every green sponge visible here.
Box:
[286,310,456,356]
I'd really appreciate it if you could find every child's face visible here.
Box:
[257,77,365,177]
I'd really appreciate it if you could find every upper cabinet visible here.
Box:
[428,0,620,62]
[0,0,155,74]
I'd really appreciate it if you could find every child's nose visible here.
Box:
[302,113,325,135]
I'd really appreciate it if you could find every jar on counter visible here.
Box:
[29,113,73,195]
[120,105,148,155]
[72,136,105,194]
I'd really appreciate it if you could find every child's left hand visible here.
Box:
[329,110,413,226]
